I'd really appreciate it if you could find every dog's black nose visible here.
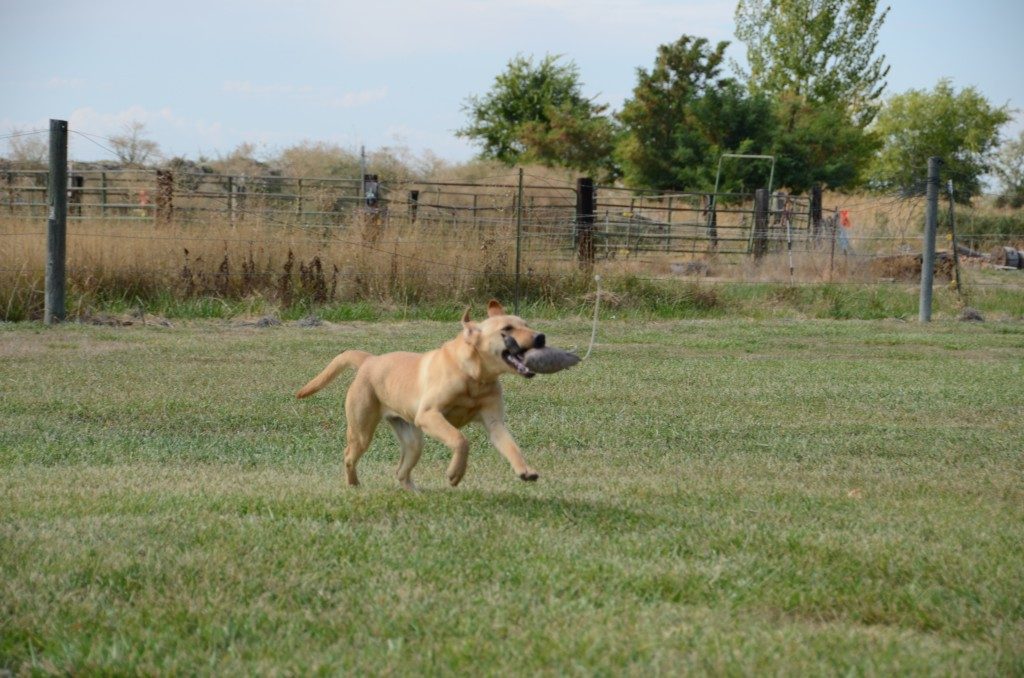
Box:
[534,333,545,348]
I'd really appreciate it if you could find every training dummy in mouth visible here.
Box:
[521,347,581,374]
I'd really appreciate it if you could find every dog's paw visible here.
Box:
[519,470,539,482]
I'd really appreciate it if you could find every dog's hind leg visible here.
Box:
[343,381,380,486]
[388,417,423,490]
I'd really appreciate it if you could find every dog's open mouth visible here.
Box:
[502,349,535,378]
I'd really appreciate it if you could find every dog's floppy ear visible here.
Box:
[487,299,505,317]
[461,306,479,343]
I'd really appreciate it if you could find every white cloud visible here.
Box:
[42,76,87,89]
[223,80,387,110]
[309,0,734,57]
[223,81,315,97]
[328,87,388,109]
[68,105,183,133]
[43,106,232,161]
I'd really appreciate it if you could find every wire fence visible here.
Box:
[2,149,1024,320]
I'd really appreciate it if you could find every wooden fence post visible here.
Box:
[100,171,108,216]
[664,195,673,252]
[4,170,14,214]
[156,169,173,225]
[810,183,822,240]
[68,174,84,217]
[576,177,595,268]
[752,188,769,259]
[704,193,718,250]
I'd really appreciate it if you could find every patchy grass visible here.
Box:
[2,318,1023,674]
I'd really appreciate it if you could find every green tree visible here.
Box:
[771,94,880,192]
[735,0,890,127]
[616,35,776,191]
[732,0,890,191]
[868,79,1011,200]
[516,103,617,177]
[457,54,615,176]
[992,130,1024,208]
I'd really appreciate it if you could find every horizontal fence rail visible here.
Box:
[2,167,842,260]
[3,165,1022,295]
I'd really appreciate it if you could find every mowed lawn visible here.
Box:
[2,317,1022,674]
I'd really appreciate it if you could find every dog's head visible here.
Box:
[461,299,545,379]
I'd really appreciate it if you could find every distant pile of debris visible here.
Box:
[869,244,1023,281]
[868,252,956,282]
[991,246,1024,270]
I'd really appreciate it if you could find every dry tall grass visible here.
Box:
[1,211,598,320]
[3,184,1018,321]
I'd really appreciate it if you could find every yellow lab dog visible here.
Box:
[296,300,544,488]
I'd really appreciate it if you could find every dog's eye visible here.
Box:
[502,325,513,332]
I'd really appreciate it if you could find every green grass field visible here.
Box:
[2,317,1023,674]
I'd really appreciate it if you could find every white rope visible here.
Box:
[582,274,600,361]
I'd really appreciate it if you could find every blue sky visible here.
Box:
[2,0,1022,165]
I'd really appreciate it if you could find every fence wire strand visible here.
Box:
[3,143,1022,296]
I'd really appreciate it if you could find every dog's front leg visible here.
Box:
[414,408,470,486]
[480,408,538,482]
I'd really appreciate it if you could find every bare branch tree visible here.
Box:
[109,121,160,167]
[5,128,48,165]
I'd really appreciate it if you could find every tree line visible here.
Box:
[457,0,1021,205]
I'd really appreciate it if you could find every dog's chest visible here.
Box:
[442,383,497,427]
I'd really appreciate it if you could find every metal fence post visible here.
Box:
[514,168,523,315]
[44,119,68,325]
[919,156,942,322]
[947,179,963,298]
[829,209,838,281]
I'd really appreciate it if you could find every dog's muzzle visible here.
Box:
[502,335,536,378]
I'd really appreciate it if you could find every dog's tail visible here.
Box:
[296,350,372,399]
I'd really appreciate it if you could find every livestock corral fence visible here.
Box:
[1,164,956,264]
[3,158,1023,321]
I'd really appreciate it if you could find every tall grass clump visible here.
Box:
[606,275,724,317]
[0,213,601,320]
[950,210,1024,249]
[3,181,1023,321]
